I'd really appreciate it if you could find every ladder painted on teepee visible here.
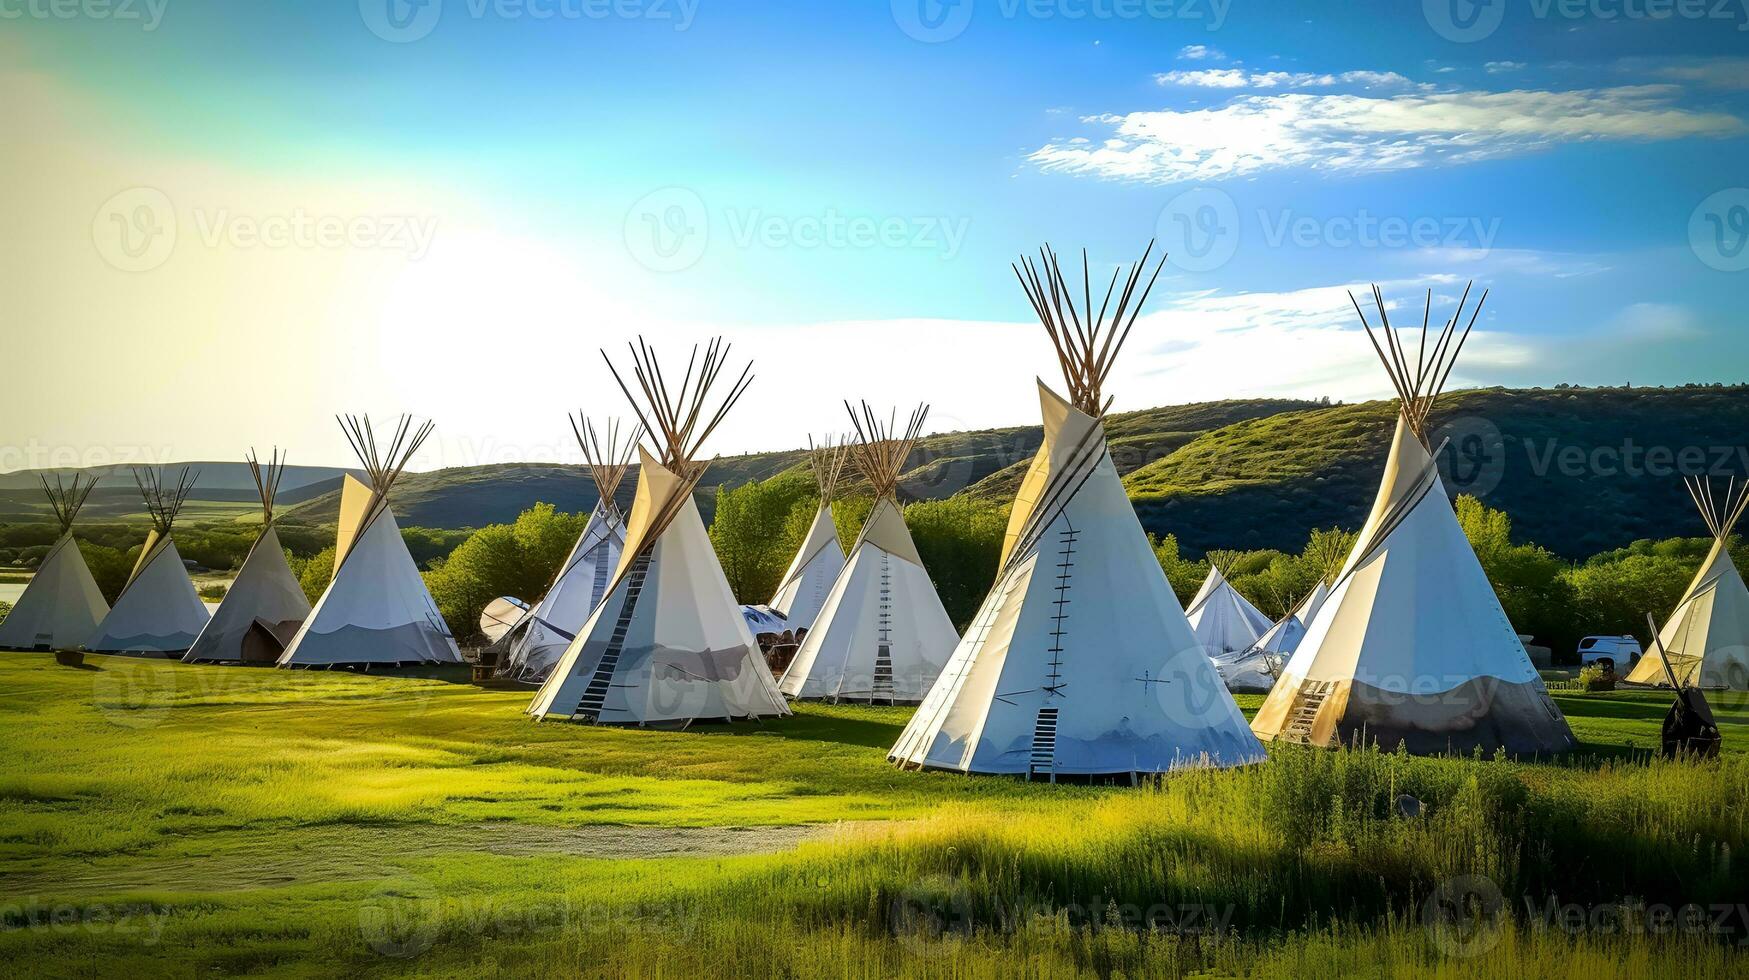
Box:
[576,553,651,722]
[871,552,895,702]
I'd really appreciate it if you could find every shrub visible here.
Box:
[1577,664,1616,691]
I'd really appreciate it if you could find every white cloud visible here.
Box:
[1485,61,1525,74]
[1178,45,1225,61]
[1031,85,1743,183]
[1627,57,1749,91]
[1155,69,1419,90]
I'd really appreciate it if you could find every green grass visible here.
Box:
[0,655,1745,977]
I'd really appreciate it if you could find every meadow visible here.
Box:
[0,654,1745,977]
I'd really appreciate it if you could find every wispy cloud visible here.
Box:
[1177,44,1225,61]
[1622,56,1749,91]
[1154,69,1420,90]
[1484,61,1525,74]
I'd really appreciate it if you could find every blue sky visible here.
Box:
[3,1,1746,468]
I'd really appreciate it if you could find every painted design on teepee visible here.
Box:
[780,403,958,704]
[767,435,850,631]
[890,241,1264,777]
[278,416,461,668]
[1250,284,1576,756]
[1624,476,1749,690]
[0,474,107,652]
[184,450,312,665]
[86,467,211,655]
[529,337,789,725]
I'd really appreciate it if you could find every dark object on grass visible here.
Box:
[1647,613,1722,760]
[54,649,84,667]
[1395,793,1422,819]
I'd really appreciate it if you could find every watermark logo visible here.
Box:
[1423,0,1505,41]
[0,0,168,29]
[360,0,443,41]
[1423,874,1506,957]
[892,0,975,42]
[625,187,709,273]
[91,659,178,729]
[1151,642,1242,727]
[890,874,974,956]
[92,187,177,273]
[360,876,443,958]
[1433,415,1506,498]
[1689,188,1749,273]
[1156,187,1238,273]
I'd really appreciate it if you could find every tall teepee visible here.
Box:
[767,435,850,630]
[279,416,461,668]
[1251,285,1575,755]
[184,451,312,665]
[0,475,107,651]
[780,403,959,704]
[1185,560,1272,657]
[499,416,636,682]
[1624,476,1749,690]
[529,338,789,725]
[86,467,211,655]
[890,243,1264,776]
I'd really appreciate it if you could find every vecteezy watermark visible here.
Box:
[1156,187,1239,273]
[92,187,177,273]
[1425,0,1749,42]
[891,0,1229,42]
[0,0,168,30]
[889,878,1237,955]
[1690,188,1749,273]
[0,897,172,945]
[1423,875,1506,957]
[622,187,970,273]
[1258,209,1501,255]
[1434,415,1507,498]
[1524,438,1749,479]
[359,0,698,43]
[0,440,178,474]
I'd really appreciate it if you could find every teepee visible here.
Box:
[1185,560,1272,657]
[1624,477,1749,690]
[278,416,461,668]
[0,475,107,651]
[184,451,312,665]
[499,416,636,682]
[766,435,850,630]
[1217,551,1339,692]
[529,338,789,725]
[86,468,211,655]
[1251,284,1574,755]
[780,403,959,704]
[890,242,1264,777]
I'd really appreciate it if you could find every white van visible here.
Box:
[1576,635,1642,669]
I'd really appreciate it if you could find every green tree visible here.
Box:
[905,496,1008,629]
[423,503,592,641]
[1563,552,1697,649]
[292,546,337,605]
[708,474,815,603]
[831,495,873,551]
[1150,533,1209,607]
[1455,495,1574,650]
[0,600,11,627]
[78,541,133,604]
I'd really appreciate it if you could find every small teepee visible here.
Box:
[0,475,107,651]
[278,416,461,668]
[890,242,1264,776]
[766,435,850,630]
[184,451,312,665]
[86,467,210,655]
[499,416,636,682]
[1624,477,1749,690]
[780,403,959,704]
[1251,285,1575,755]
[1185,560,1272,657]
[1217,550,1340,692]
[529,338,789,725]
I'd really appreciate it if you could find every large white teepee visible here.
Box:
[529,338,789,725]
[1625,477,1749,690]
[1185,563,1272,657]
[279,416,461,668]
[766,436,849,631]
[1252,285,1575,755]
[86,468,211,655]
[0,475,107,652]
[185,451,312,665]
[780,404,958,704]
[499,416,635,683]
[891,243,1264,777]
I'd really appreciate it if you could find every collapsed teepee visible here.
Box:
[766,435,850,630]
[1216,545,1341,692]
[1251,285,1575,755]
[498,416,636,682]
[0,475,107,652]
[1624,476,1749,690]
[780,403,959,704]
[890,242,1264,776]
[278,416,461,668]
[1185,559,1272,657]
[86,467,211,655]
[184,451,312,665]
[529,338,789,725]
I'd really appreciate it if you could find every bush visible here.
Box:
[1577,663,1616,691]
[905,496,1008,629]
[0,600,10,626]
[424,503,590,642]
[708,473,815,603]
[198,583,228,600]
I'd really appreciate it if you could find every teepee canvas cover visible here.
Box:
[529,338,789,725]
[499,417,634,682]
[767,437,849,631]
[0,475,107,651]
[1251,285,1574,755]
[1216,580,1331,692]
[86,468,210,655]
[890,243,1264,776]
[184,451,312,664]
[780,404,958,703]
[1185,563,1272,657]
[1624,477,1749,690]
[279,416,460,668]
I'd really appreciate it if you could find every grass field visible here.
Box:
[1,654,1745,977]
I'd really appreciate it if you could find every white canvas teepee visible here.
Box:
[1185,563,1272,657]
[86,468,211,655]
[780,403,959,704]
[529,338,789,725]
[499,416,635,683]
[1217,573,1334,692]
[0,475,107,652]
[279,416,461,668]
[890,243,1264,777]
[1251,285,1575,755]
[766,436,849,631]
[1624,477,1749,690]
[184,451,312,665]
